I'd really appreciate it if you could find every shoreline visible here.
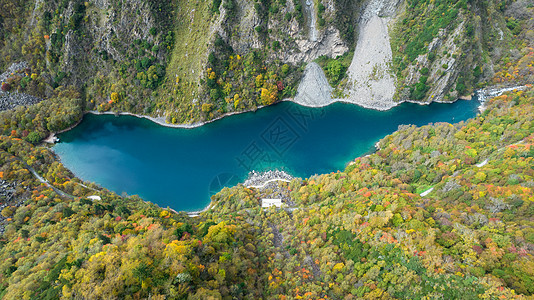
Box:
[476,85,527,112]
[184,201,216,217]
[43,116,85,143]
[52,84,525,136]
[287,95,467,111]
[86,105,267,129]
[289,84,528,111]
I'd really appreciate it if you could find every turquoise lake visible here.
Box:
[54,99,480,211]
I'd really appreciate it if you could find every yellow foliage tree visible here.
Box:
[110,92,119,103]
[255,74,264,87]
[202,103,213,113]
[260,86,278,106]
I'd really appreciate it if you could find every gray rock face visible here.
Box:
[280,0,349,64]
[281,26,349,64]
[361,0,402,23]
[59,0,158,84]
[219,0,263,52]
[403,20,467,103]
[293,62,333,107]
[215,0,349,64]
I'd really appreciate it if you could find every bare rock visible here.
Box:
[293,62,333,107]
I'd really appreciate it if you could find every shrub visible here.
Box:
[1,82,11,92]
[473,66,481,78]
[210,89,220,101]
[110,92,119,103]
[20,77,31,89]
[318,3,325,13]
[281,64,289,76]
[456,76,466,94]
[506,17,521,35]
[285,12,292,21]
[327,60,345,84]
[208,52,217,66]
[26,131,43,144]
[202,103,214,112]
[411,82,429,100]
[212,0,222,13]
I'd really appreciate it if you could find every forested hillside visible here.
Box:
[0,84,532,299]
[391,0,534,103]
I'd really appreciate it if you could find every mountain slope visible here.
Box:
[1,0,530,127]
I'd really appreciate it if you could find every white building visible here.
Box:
[261,198,282,208]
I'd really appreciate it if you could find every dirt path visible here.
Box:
[269,222,290,259]
[22,161,74,200]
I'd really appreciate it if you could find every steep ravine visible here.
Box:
[305,0,319,42]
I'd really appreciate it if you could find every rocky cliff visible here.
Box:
[390,0,533,104]
[0,0,531,123]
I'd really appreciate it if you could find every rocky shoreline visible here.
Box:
[86,105,267,130]
[244,170,298,208]
[244,170,295,187]
[476,85,527,112]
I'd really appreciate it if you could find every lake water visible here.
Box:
[54,99,480,211]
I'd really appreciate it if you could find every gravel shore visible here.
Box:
[293,62,334,107]
[244,170,295,188]
[87,105,267,129]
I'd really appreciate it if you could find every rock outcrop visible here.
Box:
[214,0,350,64]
